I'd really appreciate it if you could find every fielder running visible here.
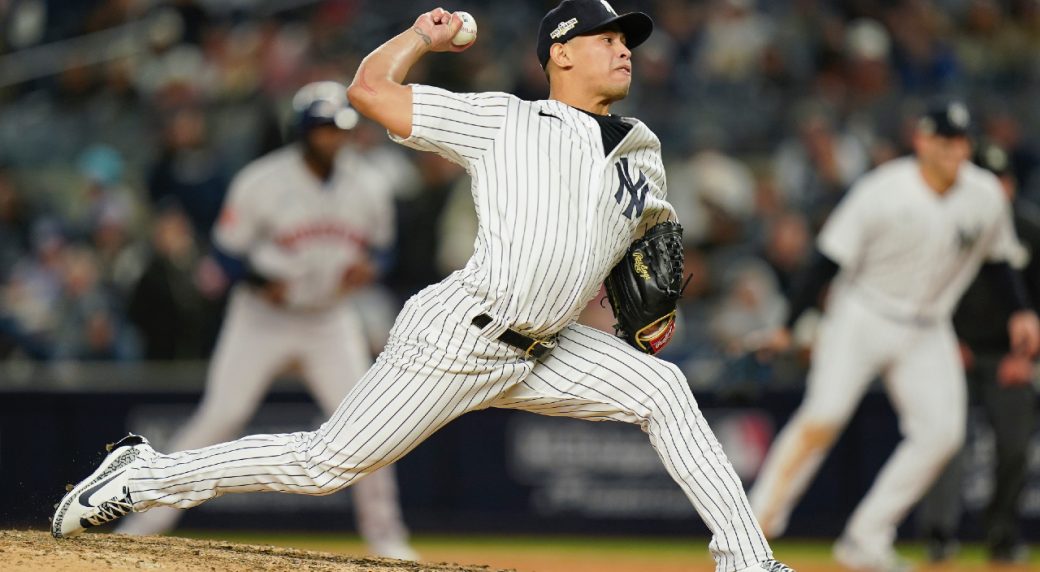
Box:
[747,102,1040,571]
[53,3,792,570]
[115,81,416,560]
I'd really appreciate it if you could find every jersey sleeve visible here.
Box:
[987,199,1024,264]
[389,84,509,167]
[212,172,263,255]
[640,199,678,231]
[639,147,675,229]
[816,181,875,268]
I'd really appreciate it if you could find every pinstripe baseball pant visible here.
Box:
[127,277,771,571]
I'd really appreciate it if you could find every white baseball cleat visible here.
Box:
[370,540,420,561]
[51,434,154,539]
[833,536,913,572]
[738,559,796,572]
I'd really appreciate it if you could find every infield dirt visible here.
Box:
[7,529,1039,571]
[0,529,509,572]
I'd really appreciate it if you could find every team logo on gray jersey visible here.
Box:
[614,157,648,219]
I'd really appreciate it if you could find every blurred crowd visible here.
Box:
[3,0,1040,389]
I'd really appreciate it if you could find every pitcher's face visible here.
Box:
[564,27,633,103]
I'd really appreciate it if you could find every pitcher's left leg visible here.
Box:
[842,324,967,556]
[494,325,772,572]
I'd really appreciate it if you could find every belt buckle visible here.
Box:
[524,337,557,359]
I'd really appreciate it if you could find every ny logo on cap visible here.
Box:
[948,102,970,129]
[600,0,618,15]
[551,17,579,39]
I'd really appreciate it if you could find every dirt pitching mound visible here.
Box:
[1,530,510,572]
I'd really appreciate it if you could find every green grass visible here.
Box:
[173,531,1038,565]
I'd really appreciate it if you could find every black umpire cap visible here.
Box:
[917,101,972,138]
[537,0,654,68]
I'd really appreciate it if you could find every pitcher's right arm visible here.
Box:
[347,8,469,138]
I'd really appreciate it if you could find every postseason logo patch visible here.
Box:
[550,17,579,39]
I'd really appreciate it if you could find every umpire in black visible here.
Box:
[918,141,1040,563]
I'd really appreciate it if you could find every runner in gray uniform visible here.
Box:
[53,3,792,570]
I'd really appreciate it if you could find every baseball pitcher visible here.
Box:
[53,3,793,570]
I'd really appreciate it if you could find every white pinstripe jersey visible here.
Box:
[214,145,394,310]
[392,84,676,338]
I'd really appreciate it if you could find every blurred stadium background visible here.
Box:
[2,0,1040,569]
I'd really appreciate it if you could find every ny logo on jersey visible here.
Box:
[957,226,981,251]
[614,157,649,219]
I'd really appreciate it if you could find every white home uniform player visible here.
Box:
[54,3,793,570]
[114,82,416,560]
[748,102,1040,571]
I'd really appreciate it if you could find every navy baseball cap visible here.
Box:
[292,81,359,132]
[917,101,971,138]
[537,0,654,68]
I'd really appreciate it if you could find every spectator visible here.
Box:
[885,1,962,93]
[147,107,231,244]
[954,0,1030,90]
[696,0,773,85]
[709,258,786,352]
[0,168,32,281]
[4,218,68,344]
[75,144,146,294]
[52,245,136,361]
[384,152,465,302]
[669,148,757,248]
[842,19,902,147]
[983,108,1040,200]
[761,211,811,297]
[128,204,210,361]
[773,106,869,228]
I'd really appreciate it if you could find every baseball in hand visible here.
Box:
[451,11,477,46]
